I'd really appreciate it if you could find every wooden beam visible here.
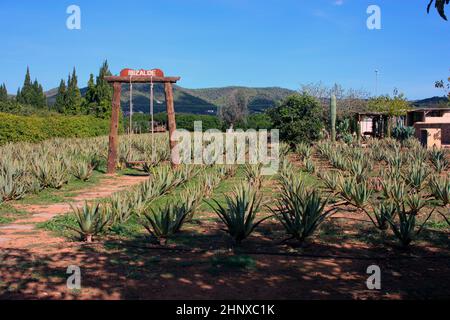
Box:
[105,76,180,84]
[164,82,179,168]
[107,82,121,174]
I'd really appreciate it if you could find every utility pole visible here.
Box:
[375,69,379,97]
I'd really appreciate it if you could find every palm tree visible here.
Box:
[427,0,450,20]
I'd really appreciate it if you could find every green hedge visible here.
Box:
[128,113,223,132]
[0,113,113,145]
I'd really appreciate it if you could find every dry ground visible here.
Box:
[0,169,448,300]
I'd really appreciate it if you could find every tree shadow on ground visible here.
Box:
[1,226,449,300]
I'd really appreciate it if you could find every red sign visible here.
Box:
[120,68,164,77]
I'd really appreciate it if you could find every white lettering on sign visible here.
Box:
[128,70,157,76]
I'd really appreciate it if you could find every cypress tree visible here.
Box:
[31,79,46,108]
[0,83,8,102]
[95,60,113,118]
[17,67,33,105]
[54,79,67,113]
[65,68,82,114]
[83,73,98,115]
[16,67,47,108]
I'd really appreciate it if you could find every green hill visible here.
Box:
[46,84,295,115]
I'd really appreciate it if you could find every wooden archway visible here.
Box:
[104,74,181,174]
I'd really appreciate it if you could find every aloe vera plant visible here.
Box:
[141,201,192,244]
[303,157,316,174]
[224,165,238,179]
[142,153,162,174]
[34,158,69,189]
[338,177,373,209]
[244,163,264,189]
[109,193,134,224]
[429,175,450,226]
[271,175,336,243]
[384,193,433,247]
[319,170,343,193]
[381,178,406,202]
[296,143,312,160]
[0,161,28,202]
[180,184,205,222]
[278,159,295,181]
[372,201,396,231]
[429,148,449,174]
[69,202,112,242]
[202,172,222,198]
[279,143,291,160]
[72,160,94,181]
[348,158,371,183]
[403,163,430,191]
[208,183,266,245]
[385,150,403,172]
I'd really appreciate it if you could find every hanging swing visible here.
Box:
[128,73,156,161]
[128,74,155,137]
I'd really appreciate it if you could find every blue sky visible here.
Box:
[0,0,449,99]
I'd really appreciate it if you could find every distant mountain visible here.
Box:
[45,85,295,115]
[412,96,449,108]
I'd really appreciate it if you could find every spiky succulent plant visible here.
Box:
[208,183,266,245]
[69,202,112,242]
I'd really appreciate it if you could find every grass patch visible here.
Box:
[15,171,104,206]
[37,213,79,240]
[209,254,257,274]
[425,220,449,230]
[0,203,29,225]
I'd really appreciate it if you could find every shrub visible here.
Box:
[0,113,112,145]
[392,126,415,142]
[268,94,324,145]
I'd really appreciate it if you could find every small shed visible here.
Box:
[354,112,391,139]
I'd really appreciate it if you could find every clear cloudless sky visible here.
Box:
[0,0,449,99]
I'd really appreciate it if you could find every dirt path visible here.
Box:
[0,175,148,250]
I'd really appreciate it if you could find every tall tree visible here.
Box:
[435,74,450,102]
[0,83,8,102]
[16,67,33,105]
[54,79,67,113]
[219,89,249,128]
[94,60,113,118]
[427,0,450,20]
[82,73,98,115]
[32,79,47,108]
[268,93,324,145]
[16,67,47,108]
[300,82,369,127]
[64,68,83,114]
[368,89,410,138]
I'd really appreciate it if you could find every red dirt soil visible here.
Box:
[0,174,449,300]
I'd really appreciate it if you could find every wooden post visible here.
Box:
[164,82,179,167]
[107,82,121,174]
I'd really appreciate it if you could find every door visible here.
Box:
[420,130,428,147]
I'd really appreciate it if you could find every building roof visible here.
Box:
[409,108,450,113]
